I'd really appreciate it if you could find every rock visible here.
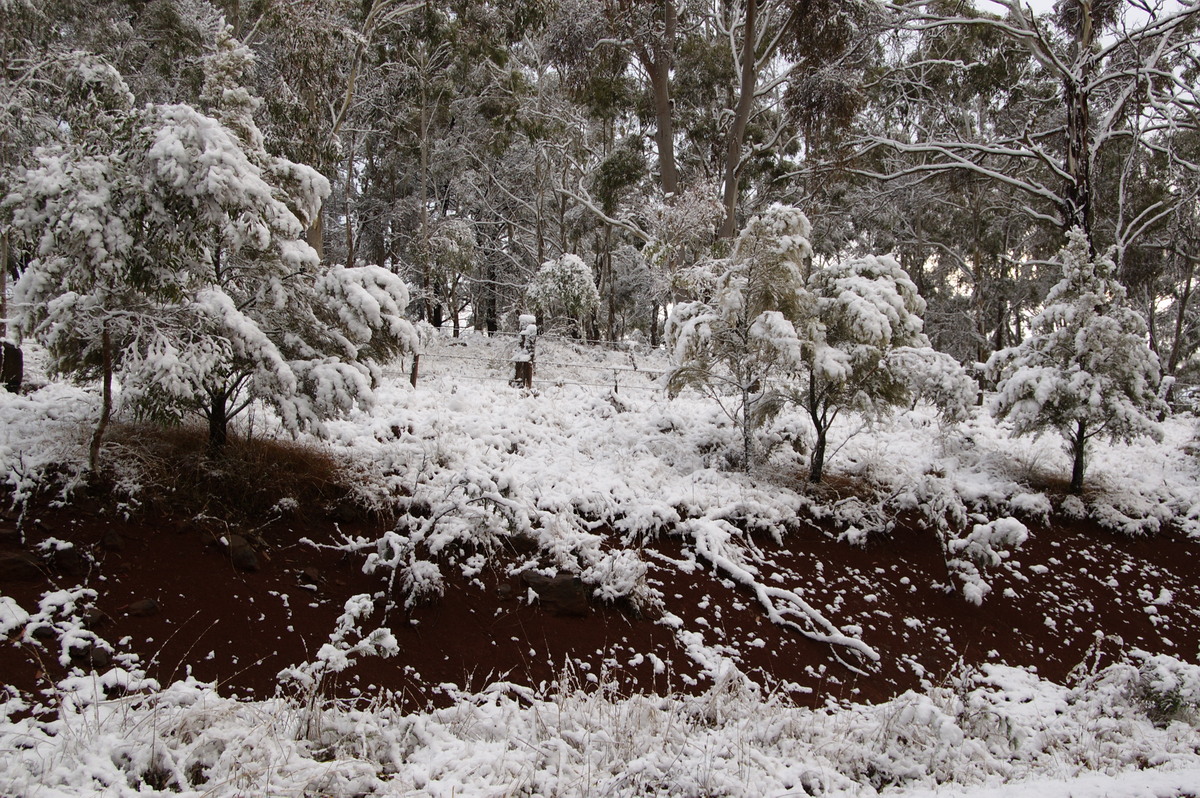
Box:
[101,530,125,551]
[497,582,514,600]
[29,624,55,641]
[127,599,159,617]
[226,535,259,573]
[232,545,259,572]
[0,528,21,546]
[53,545,89,577]
[68,641,113,670]
[520,570,590,617]
[82,607,111,630]
[88,646,113,669]
[298,566,320,585]
[0,552,43,582]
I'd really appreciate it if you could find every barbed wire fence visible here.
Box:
[381,331,671,394]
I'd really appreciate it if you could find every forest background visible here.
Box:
[3,0,1198,387]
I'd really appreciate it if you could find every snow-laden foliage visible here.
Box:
[3,36,417,451]
[946,516,1029,605]
[791,250,941,482]
[888,345,980,423]
[527,253,600,333]
[277,594,398,697]
[642,181,724,294]
[668,204,974,480]
[427,217,477,277]
[987,230,1166,493]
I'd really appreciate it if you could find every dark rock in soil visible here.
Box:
[126,599,160,617]
[226,535,259,572]
[53,545,89,577]
[101,530,125,551]
[82,607,111,629]
[521,570,590,617]
[69,641,113,670]
[29,624,55,641]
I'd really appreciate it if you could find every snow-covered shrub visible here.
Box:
[945,517,1029,605]
[987,230,1165,493]
[888,346,978,423]
[528,254,600,335]
[1133,651,1200,726]
[667,204,816,472]
[668,204,946,482]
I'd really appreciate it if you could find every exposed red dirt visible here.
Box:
[2,493,1198,711]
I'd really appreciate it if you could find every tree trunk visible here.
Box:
[306,211,324,262]
[1062,8,1095,247]
[1167,256,1194,377]
[741,382,754,473]
[208,388,229,455]
[719,0,760,239]
[486,258,498,334]
[603,226,615,341]
[344,132,356,266]
[809,424,827,483]
[1,231,8,339]
[88,323,113,473]
[808,371,827,483]
[645,1,679,196]
[1063,74,1093,245]
[1069,420,1087,494]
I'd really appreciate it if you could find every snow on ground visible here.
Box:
[3,333,1200,796]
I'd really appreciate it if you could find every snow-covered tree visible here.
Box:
[425,217,477,337]
[792,250,935,482]
[4,35,417,462]
[669,204,964,480]
[527,254,600,337]
[987,230,1166,494]
[667,204,815,471]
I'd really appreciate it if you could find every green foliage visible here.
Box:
[593,141,646,214]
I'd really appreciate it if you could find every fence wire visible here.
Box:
[383,342,669,392]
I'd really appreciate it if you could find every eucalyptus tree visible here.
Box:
[865,0,1200,259]
[714,0,879,238]
[669,205,961,480]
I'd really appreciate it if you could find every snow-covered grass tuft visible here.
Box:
[3,654,1200,797]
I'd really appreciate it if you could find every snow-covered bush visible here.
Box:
[527,253,600,335]
[1134,651,1200,726]
[667,204,815,471]
[987,230,1165,493]
[945,516,1029,605]
[888,346,978,423]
